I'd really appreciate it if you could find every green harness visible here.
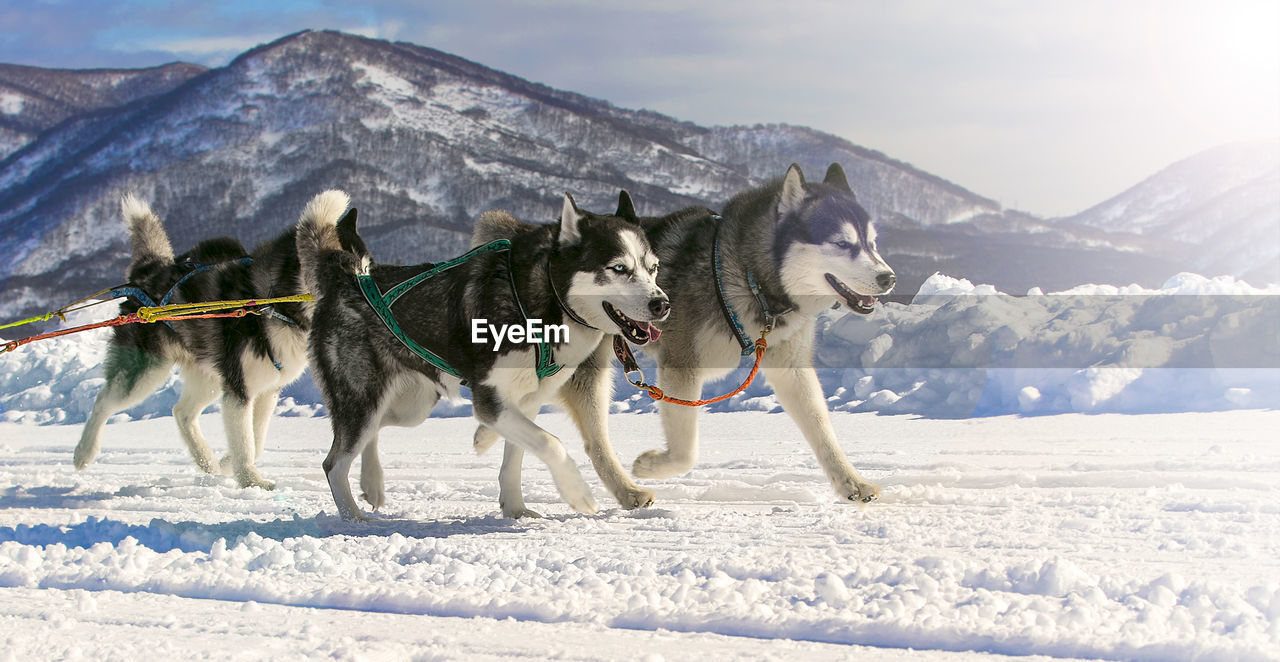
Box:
[356,239,562,385]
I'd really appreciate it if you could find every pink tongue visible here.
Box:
[643,322,662,341]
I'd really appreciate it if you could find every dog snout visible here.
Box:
[876,271,896,291]
[648,296,671,319]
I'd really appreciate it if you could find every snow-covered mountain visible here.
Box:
[1063,139,1280,285]
[0,62,205,160]
[0,30,1256,317]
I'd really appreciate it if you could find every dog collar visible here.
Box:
[712,216,791,355]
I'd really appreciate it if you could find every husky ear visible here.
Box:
[559,192,583,246]
[823,163,851,191]
[615,190,639,224]
[778,163,806,218]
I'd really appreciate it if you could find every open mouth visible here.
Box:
[603,302,663,345]
[825,273,877,315]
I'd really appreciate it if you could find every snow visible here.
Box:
[352,61,419,100]
[0,410,1277,660]
[0,92,23,115]
[1,271,1278,658]
[3,272,1277,424]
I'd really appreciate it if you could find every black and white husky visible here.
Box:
[74,191,349,489]
[299,193,669,520]
[562,164,895,504]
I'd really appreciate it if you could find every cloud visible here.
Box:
[115,34,283,58]
[0,0,1275,217]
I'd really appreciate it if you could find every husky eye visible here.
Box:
[833,240,853,250]
[608,264,627,274]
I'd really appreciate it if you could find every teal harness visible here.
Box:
[356,239,562,385]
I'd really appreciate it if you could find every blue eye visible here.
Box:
[609,264,627,274]
[833,240,853,250]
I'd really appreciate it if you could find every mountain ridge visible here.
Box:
[0,30,1269,318]
[0,60,206,161]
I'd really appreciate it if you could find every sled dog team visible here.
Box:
[77,163,896,520]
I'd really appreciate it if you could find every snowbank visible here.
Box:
[2,273,1277,423]
[621,272,1280,417]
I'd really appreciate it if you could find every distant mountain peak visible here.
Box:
[0,30,1268,317]
[1063,137,1279,284]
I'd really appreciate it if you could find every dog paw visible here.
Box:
[194,455,221,475]
[473,426,500,456]
[72,445,95,471]
[360,488,386,511]
[235,469,276,491]
[838,478,881,504]
[632,450,690,479]
[568,493,599,516]
[501,506,543,520]
[616,485,656,510]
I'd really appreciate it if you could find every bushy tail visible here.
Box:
[120,193,175,279]
[471,210,535,247]
[295,189,352,297]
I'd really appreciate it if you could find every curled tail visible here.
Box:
[120,193,175,280]
[471,210,535,247]
[295,189,353,297]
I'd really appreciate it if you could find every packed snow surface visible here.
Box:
[1,271,1277,657]
[0,411,1277,660]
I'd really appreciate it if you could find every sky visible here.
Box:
[1,0,1277,217]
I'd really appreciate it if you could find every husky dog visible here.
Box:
[552,164,894,504]
[74,191,350,489]
[299,193,669,520]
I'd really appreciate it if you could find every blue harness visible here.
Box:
[710,217,791,355]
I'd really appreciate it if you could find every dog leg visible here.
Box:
[359,434,385,511]
[323,412,379,521]
[74,349,173,470]
[480,406,597,515]
[361,377,437,512]
[563,341,654,509]
[251,389,280,461]
[497,441,541,519]
[172,366,222,474]
[762,343,880,504]
[219,394,275,490]
[473,426,500,455]
[496,398,547,519]
[632,367,704,479]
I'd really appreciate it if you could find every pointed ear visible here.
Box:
[778,163,806,218]
[559,192,583,246]
[615,190,638,223]
[823,163,851,191]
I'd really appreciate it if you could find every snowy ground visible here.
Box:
[1,410,1278,660]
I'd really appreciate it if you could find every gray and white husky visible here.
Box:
[299,193,669,520]
[562,163,895,504]
[74,191,349,489]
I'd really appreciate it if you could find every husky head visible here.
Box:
[555,192,669,344]
[774,163,895,315]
